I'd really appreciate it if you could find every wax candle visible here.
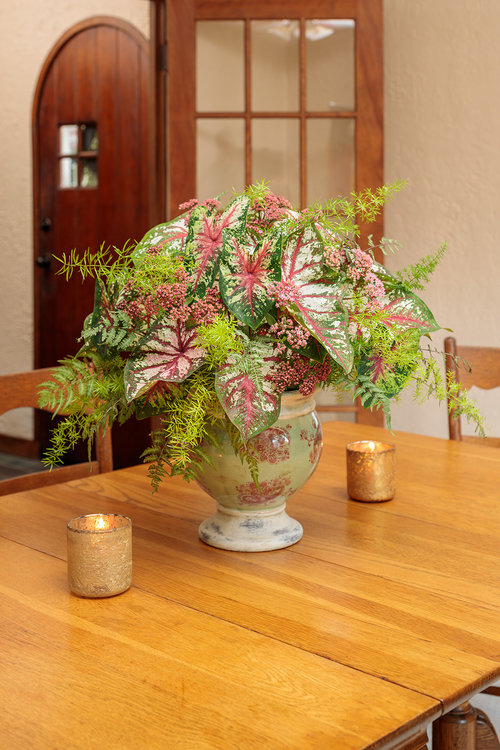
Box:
[67,513,132,598]
[346,440,396,502]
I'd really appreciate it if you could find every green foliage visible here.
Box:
[54,240,135,284]
[394,242,448,291]
[39,352,133,468]
[298,180,406,238]
[413,347,487,437]
[131,252,187,296]
[194,315,243,367]
[41,181,487,490]
[141,368,223,490]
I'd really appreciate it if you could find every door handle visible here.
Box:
[40,218,52,231]
[36,254,52,268]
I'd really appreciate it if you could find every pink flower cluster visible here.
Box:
[269,317,310,354]
[178,197,221,220]
[246,192,293,234]
[269,355,331,396]
[324,243,347,271]
[267,279,300,306]
[191,288,225,325]
[325,243,385,310]
[119,266,191,324]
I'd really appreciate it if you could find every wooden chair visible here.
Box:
[444,336,500,447]
[0,368,113,496]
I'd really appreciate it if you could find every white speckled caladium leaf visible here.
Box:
[131,215,189,265]
[215,337,279,440]
[219,229,281,329]
[187,195,250,297]
[281,229,354,373]
[124,321,206,401]
[381,292,440,334]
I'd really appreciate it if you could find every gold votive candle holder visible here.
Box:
[346,441,396,502]
[67,513,132,598]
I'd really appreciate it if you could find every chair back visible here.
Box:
[0,368,113,495]
[444,336,500,445]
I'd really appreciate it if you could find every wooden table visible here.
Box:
[2,421,500,749]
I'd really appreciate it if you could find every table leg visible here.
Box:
[433,700,500,750]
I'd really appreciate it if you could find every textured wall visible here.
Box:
[384,0,500,438]
[0,1,149,437]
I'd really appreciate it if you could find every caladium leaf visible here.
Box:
[124,320,206,401]
[215,336,279,440]
[381,291,440,334]
[187,195,250,297]
[219,229,281,328]
[281,228,354,373]
[131,216,189,265]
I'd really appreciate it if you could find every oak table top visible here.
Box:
[1,421,499,749]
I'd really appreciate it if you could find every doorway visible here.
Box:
[33,17,152,467]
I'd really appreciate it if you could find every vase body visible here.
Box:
[197,390,323,551]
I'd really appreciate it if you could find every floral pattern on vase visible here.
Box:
[197,390,322,551]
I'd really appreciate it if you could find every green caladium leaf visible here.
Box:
[124,320,206,401]
[381,291,440,334]
[281,227,354,373]
[186,195,251,298]
[215,336,279,440]
[131,215,190,265]
[219,229,282,329]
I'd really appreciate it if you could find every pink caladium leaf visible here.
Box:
[187,195,250,297]
[219,229,282,329]
[124,320,206,401]
[381,292,440,334]
[281,226,354,373]
[215,336,280,440]
[131,215,190,265]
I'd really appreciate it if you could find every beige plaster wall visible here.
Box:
[384,0,500,439]
[0,1,149,437]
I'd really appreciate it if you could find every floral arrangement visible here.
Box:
[40,182,483,488]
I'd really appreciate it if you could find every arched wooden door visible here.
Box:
[33,17,152,467]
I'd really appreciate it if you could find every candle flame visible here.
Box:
[94,515,108,530]
[367,441,376,451]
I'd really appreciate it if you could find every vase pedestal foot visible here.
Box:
[199,504,303,552]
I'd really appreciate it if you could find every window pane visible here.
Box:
[60,157,78,188]
[251,21,299,112]
[59,124,78,155]
[196,21,244,112]
[81,124,98,152]
[306,20,355,112]
[252,119,299,206]
[80,158,98,188]
[197,119,245,200]
[307,119,355,204]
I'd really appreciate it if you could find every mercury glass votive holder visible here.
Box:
[67,513,132,598]
[346,441,396,502]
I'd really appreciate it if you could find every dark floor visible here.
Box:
[0,452,45,481]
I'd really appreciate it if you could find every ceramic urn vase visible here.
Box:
[197,390,323,552]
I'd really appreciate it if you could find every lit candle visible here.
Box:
[346,440,396,502]
[67,513,132,598]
